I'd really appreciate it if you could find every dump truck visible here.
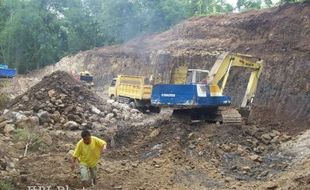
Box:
[108,75,159,112]
[79,71,94,88]
[0,64,16,107]
[0,63,16,92]
[151,52,264,124]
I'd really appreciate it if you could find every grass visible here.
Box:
[14,128,47,152]
[0,80,10,88]
[0,80,12,108]
[0,180,15,190]
[0,92,9,109]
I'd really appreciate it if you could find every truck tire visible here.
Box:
[149,106,160,113]
[129,100,136,109]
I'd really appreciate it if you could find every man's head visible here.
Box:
[81,129,91,144]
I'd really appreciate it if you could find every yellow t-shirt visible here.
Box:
[73,136,107,168]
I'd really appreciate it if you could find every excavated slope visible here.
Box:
[20,3,310,130]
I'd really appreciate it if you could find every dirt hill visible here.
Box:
[12,3,309,132]
[0,3,310,190]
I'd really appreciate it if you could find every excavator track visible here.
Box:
[220,107,243,124]
[167,107,243,124]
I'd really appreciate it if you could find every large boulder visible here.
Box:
[3,124,15,135]
[16,116,40,128]
[64,121,80,130]
[37,111,50,124]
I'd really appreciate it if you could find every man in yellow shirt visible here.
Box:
[71,129,107,187]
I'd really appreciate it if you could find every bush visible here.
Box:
[0,92,10,109]
[0,180,15,190]
[14,128,47,152]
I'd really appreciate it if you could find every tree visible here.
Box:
[186,0,233,15]
[280,0,310,3]
[159,0,190,26]
[4,0,303,74]
[99,0,143,43]
[0,0,66,73]
[62,0,104,51]
[264,0,273,8]
[237,0,262,11]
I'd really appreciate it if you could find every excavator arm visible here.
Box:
[207,52,264,108]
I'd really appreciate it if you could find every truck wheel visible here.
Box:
[138,107,148,113]
[129,101,136,109]
[149,106,160,113]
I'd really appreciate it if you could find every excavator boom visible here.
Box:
[208,52,264,108]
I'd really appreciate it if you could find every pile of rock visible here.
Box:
[0,71,144,133]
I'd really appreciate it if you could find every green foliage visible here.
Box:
[264,0,273,7]
[237,0,263,11]
[0,0,67,73]
[14,128,47,151]
[0,180,15,190]
[0,0,303,73]
[0,92,10,109]
[280,0,310,3]
[0,80,10,108]
[0,0,243,74]
[98,0,135,43]
[62,0,106,51]
[186,0,233,15]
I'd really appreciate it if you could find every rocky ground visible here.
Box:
[0,71,309,190]
[0,3,309,190]
[6,3,309,130]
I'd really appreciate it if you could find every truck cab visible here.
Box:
[108,75,156,112]
[79,71,94,88]
[108,78,117,99]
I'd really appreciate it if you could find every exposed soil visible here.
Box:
[7,3,309,134]
[4,117,309,190]
[0,3,309,190]
[10,71,104,111]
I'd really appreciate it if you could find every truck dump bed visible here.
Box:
[116,75,152,100]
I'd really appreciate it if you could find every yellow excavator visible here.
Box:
[151,52,264,124]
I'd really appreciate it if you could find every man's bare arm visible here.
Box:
[101,143,107,154]
[71,156,78,162]
[71,156,78,170]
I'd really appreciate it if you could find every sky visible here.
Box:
[225,0,281,8]
[225,0,238,7]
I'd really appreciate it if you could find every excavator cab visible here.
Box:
[169,65,210,84]
[186,69,209,84]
